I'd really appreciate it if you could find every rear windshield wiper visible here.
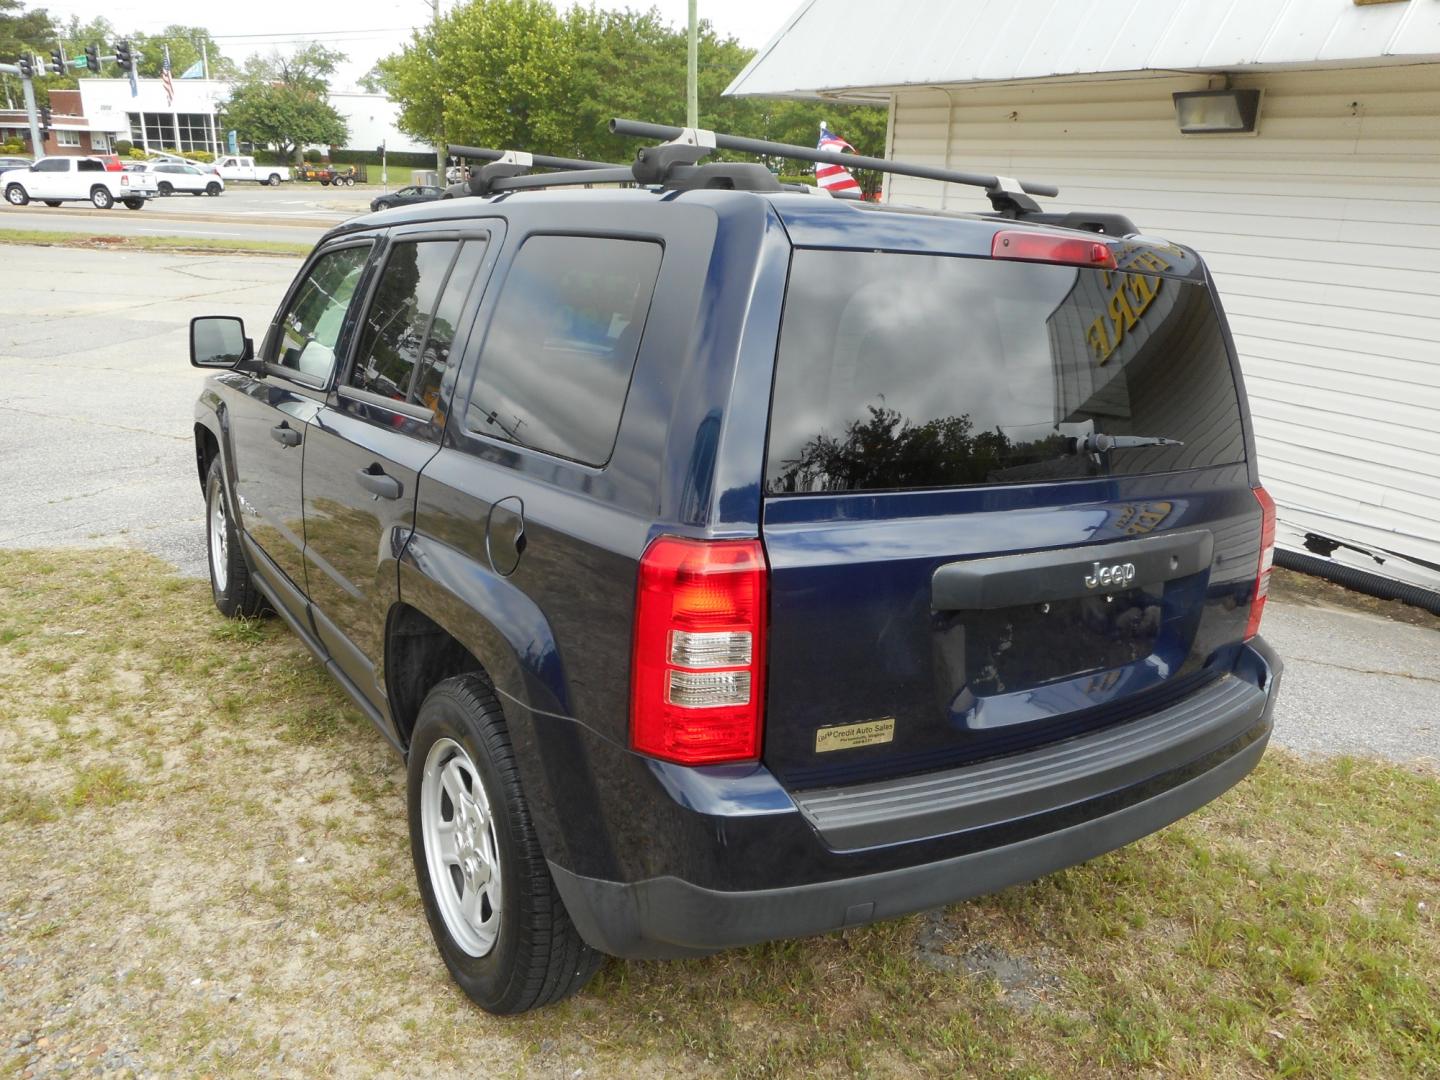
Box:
[1069,432,1183,455]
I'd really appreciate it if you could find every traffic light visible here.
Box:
[49,47,65,75]
[17,54,33,78]
[85,44,100,74]
[39,105,51,131]
[114,39,131,69]
[377,144,386,156]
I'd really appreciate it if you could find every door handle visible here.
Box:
[356,465,403,501]
[270,423,301,447]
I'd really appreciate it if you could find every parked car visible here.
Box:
[132,161,225,196]
[144,151,218,173]
[0,155,32,172]
[369,184,444,212]
[2,155,157,209]
[189,134,1281,1015]
[215,155,290,186]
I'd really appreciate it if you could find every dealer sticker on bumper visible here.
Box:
[815,717,896,753]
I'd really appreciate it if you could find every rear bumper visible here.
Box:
[548,638,1281,959]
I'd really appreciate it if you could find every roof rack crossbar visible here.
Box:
[485,167,638,194]
[447,145,624,172]
[608,118,1060,208]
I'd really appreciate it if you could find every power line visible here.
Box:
[207,27,416,39]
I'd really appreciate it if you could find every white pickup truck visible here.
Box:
[0,155,158,210]
[215,156,291,186]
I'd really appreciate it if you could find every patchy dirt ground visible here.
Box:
[2,550,1437,1079]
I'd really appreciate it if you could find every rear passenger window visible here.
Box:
[464,236,661,465]
[350,240,458,401]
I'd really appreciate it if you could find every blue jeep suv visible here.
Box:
[189,128,1282,1014]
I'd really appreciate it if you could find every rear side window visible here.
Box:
[77,159,103,172]
[464,235,661,465]
[349,237,486,409]
[765,249,1246,494]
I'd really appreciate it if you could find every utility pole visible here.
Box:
[432,0,445,180]
[0,57,45,152]
[686,0,698,129]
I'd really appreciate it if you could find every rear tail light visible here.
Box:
[991,229,1117,269]
[630,536,767,765]
[1245,486,1277,641]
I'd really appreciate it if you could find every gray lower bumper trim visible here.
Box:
[550,732,1269,960]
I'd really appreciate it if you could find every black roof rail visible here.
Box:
[446,145,626,197]
[608,117,1059,214]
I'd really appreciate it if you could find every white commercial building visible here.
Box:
[729,0,1440,598]
[328,93,433,155]
[77,78,228,156]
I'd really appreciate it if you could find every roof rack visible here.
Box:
[446,145,627,196]
[443,123,1085,224]
[608,117,1059,215]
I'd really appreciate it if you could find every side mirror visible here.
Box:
[190,316,257,371]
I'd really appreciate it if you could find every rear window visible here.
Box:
[765,249,1246,494]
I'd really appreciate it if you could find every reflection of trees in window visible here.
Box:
[770,404,1075,494]
[353,242,426,400]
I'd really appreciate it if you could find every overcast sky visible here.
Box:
[40,0,800,91]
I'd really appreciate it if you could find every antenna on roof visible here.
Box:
[608,117,1060,214]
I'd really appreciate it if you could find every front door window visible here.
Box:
[270,245,371,382]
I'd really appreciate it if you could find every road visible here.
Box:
[0,243,1435,768]
[0,179,383,246]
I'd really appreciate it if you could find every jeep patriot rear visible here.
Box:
[189,126,1281,1014]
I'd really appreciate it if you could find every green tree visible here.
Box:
[132,25,236,80]
[370,0,887,186]
[0,0,52,110]
[374,0,573,157]
[222,45,349,165]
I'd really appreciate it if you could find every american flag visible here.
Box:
[161,46,174,106]
[815,123,860,194]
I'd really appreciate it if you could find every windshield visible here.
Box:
[765,248,1247,494]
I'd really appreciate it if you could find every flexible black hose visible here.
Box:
[1276,549,1440,616]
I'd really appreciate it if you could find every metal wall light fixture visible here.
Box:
[1173,89,1263,134]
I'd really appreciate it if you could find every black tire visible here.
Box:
[204,457,265,619]
[206,182,221,196]
[6,184,29,206]
[90,186,113,210]
[266,173,281,186]
[408,675,601,1015]
[122,197,145,210]
[158,181,173,196]
[43,200,60,207]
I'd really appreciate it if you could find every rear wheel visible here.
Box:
[6,184,28,206]
[90,186,113,210]
[122,197,145,210]
[266,173,281,186]
[206,182,221,196]
[158,181,173,196]
[43,200,60,207]
[344,177,355,187]
[204,457,265,619]
[408,675,601,1015]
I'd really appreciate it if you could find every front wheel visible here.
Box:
[408,675,601,1015]
[204,457,265,619]
[6,184,29,206]
[158,181,173,196]
[266,173,281,187]
[90,186,113,210]
[43,200,61,207]
[206,182,221,196]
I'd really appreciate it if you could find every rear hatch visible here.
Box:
[761,235,1264,790]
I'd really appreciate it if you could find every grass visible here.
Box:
[0,228,311,257]
[0,547,1436,1078]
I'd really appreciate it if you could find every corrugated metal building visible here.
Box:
[728,0,1440,597]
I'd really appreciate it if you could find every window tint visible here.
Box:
[77,159,103,172]
[349,239,460,402]
[273,245,371,381]
[413,240,487,411]
[765,249,1246,494]
[35,159,68,172]
[465,236,661,465]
